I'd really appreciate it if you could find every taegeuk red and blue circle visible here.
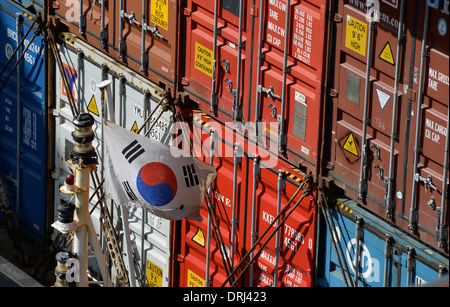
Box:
[136,162,178,206]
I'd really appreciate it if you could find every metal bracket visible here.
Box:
[358,179,368,202]
[414,174,438,191]
[224,78,233,93]
[267,103,277,118]
[220,59,230,73]
[355,217,364,240]
[100,27,108,48]
[258,85,280,99]
[370,144,380,160]
[374,165,383,180]
[436,207,448,249]
[427,196,436,210]
[409,209,418,232]
[384,177,394,218]
[278,170,286,191]
[120,10,140,26]
[79,15,86,35]
[143,23,164,39]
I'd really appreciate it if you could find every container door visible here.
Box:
[328,0,449,251]
[117,0,178,91]
[245,155,317,287]
[175,112,247,287]
[0,2,48,241]
[174,111,317,287]
[53,34,174,286]
[53,0,113,51]
[253,0,327,171]
[182,0,247,123]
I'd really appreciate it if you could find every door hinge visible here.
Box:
[176,254,185,263]
[183,8,191,16]
[407,88,416,101]
[329,88,338,97]
[333,13,343,23]
[51,108,60,117]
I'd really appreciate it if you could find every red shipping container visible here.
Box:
[172,110,317,287]
[181,0,330,172]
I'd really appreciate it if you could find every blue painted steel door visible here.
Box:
[317,200,448,287]
[0,0,47,241]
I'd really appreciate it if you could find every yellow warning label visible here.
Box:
[192,228,205,247]
[88,95,99,116]
[342,133,359,157]
[345,15,367,57]
[151,0,168,30]
[131,121,139,133]
[195,42,213,78]
[379,42,395,65]
[146,260,163,287]
[187,269,205,287]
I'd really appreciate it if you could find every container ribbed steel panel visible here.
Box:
[172,110,317,287]
[324,0,449,253]
[0,0,49,242]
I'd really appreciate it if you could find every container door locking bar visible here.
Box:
[385,0,405,219]
[140,0,164,72]
[258,85,280,99]
[121,10,140,26]
[358,1,376,203]
[414,174,437,191]
[409,4,430,233]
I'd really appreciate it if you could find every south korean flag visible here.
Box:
[104,121,216,221]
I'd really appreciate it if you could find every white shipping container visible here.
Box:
[52,33,174,286]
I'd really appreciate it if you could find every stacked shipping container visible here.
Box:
[0,0,50,244]
[182,0,329,172]
[53,32,174,286]
[52,0,180,95]
[325,0,449,254]
[172,110,317,287]
[0,0,447,287]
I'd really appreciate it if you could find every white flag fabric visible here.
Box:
[104,121,216,221]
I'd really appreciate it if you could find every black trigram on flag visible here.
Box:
[183,164,199,188]
[122,181,138,201]
[122,140,145,164]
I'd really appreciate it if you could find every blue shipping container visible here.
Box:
[0,0,47,241]
[316,197,449,287]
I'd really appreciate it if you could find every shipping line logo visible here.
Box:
[170,117,280,169]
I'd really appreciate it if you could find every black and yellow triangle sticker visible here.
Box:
[343,133,360,157]
[130,121,139,133]
[379,42,395,65]
[87,95,100,116]
[192,228,205,247]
